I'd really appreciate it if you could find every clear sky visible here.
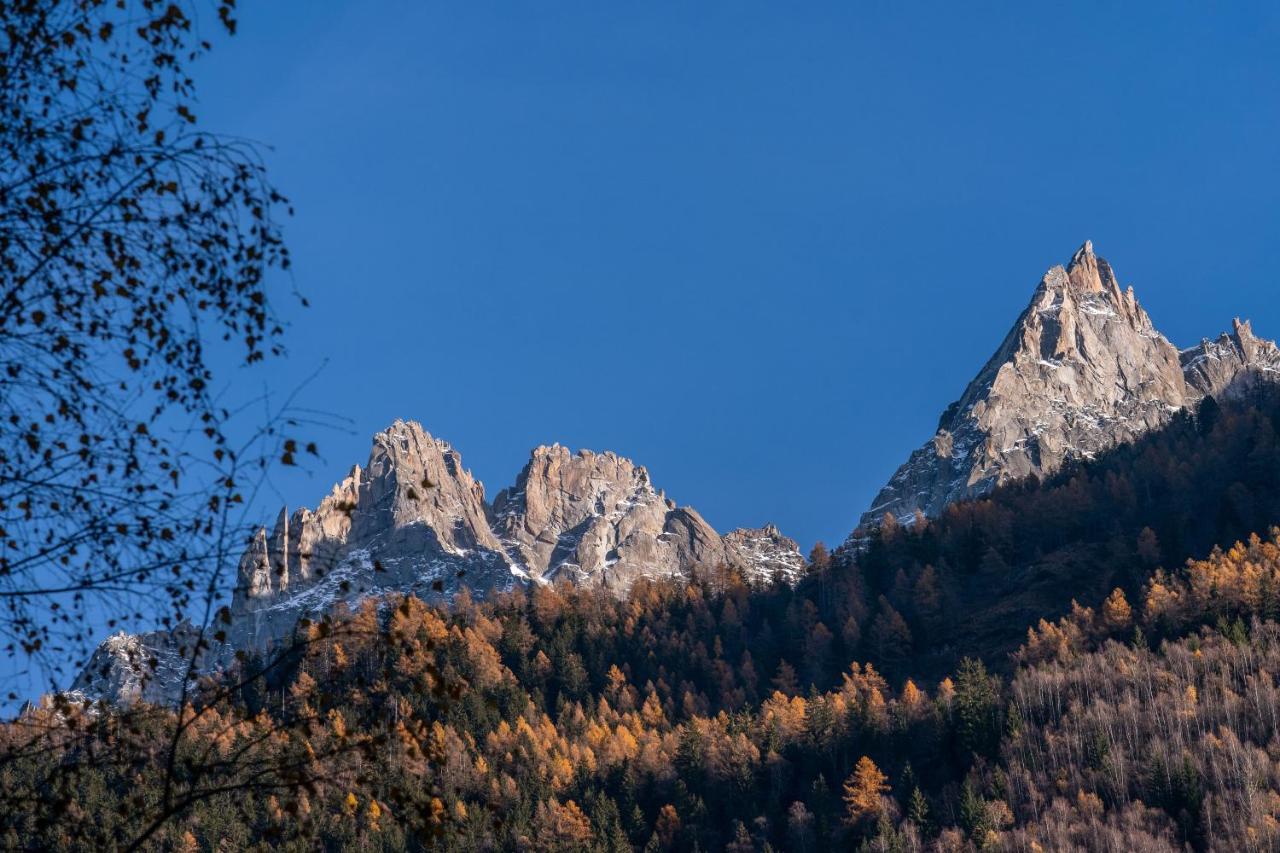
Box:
[197,1,1280,552]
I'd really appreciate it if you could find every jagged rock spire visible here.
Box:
[856,241,1280,536]
[1066,239,1104,292]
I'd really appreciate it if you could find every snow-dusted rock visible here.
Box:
[723,524,806,583]
[225,425,802,651]
[1181,318,1280,400]
[228,420,519,652]
[492,444,730,591]
[70,622,207,707]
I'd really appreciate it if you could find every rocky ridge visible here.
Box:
[229,423,518,650]
[231,421,802,652]
[73,424,803,704]
[857,241,1280,535]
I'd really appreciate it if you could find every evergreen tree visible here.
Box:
[953,658,999,758]
[907,787,929,830]
[958,781,992,842]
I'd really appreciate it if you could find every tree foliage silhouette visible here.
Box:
[0,0,301,690]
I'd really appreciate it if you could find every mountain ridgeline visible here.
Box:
[228,424,805,652]
[71,241,1280,705]
[32,241,1280,851]
[74,426,804,704]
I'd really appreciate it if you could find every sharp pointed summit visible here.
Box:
[855,242,1280,536]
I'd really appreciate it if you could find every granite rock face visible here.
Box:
[492,444,733,591]
[1181,318,1280,400]
[228,421,526,652]
[858,242,1280,534]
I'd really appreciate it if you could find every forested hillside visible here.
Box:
[850,388,1280,678]
[7,391,1280,851]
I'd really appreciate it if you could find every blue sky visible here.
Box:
[198,1,1280,551]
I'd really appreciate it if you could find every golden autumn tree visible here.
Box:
[843,756,890,823]
[900,679,924,712]
[654,804,682,848]
[530,798,594,851]
[1101,587,1133,633]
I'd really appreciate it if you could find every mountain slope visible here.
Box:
[859,241,1280,532]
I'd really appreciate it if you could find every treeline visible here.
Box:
[842,388,1280,677]
[6,390,1280,850]
[10,528,1280,850]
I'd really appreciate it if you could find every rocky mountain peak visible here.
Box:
[228,419,514,652]
[1181,316,1280,400]
[1066,239,1103,291]
[70,622,206,708]
[133,425,804,683]
[349,419,498,551]
[858,242,1280,535]
[1226,317,1273,363]
[493,443,720,588]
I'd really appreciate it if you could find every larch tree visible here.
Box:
[843,755,890,824]
[1101,587,1134,634]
